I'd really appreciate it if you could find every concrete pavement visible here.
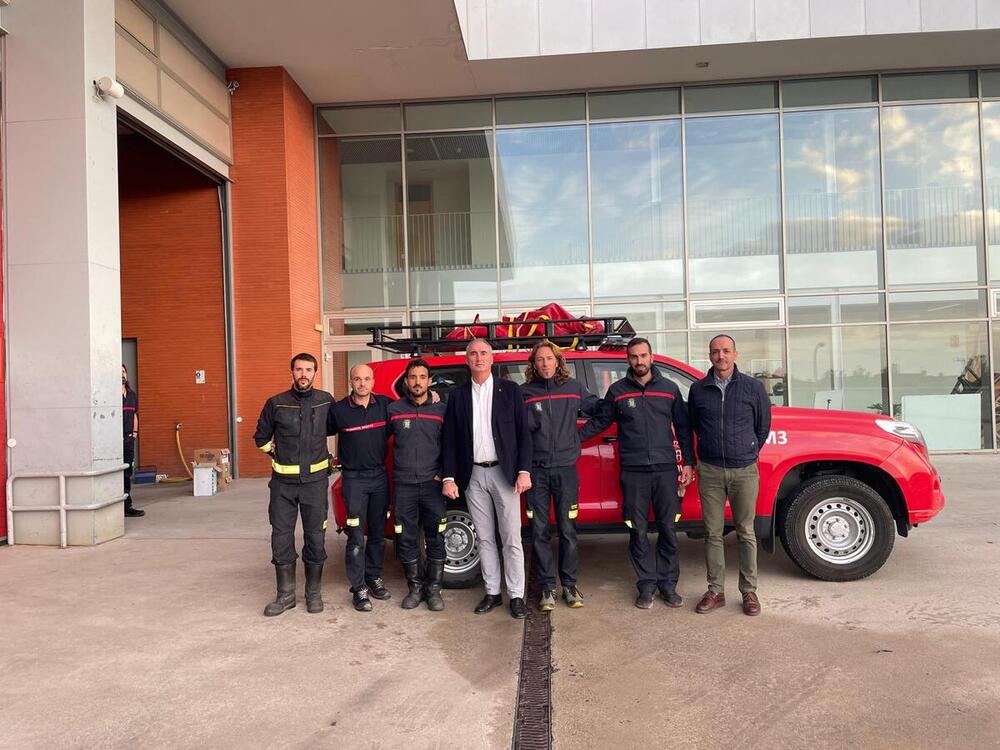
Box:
[1,455,998,748]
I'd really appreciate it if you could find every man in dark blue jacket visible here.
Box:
[388,358,448,612]
[521,340,601,611]
[687,334,772,617]
[580,337,695,609]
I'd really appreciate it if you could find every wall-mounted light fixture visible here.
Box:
[94,76,125,100]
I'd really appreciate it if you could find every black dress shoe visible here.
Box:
[352,589,373,612]
[474,593,503,614]
[509,597,527,619]
[659,588,683,608]
[367,578,391,600]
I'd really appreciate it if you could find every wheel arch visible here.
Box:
[771,460,909,543]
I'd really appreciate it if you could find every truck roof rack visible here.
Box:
[367,316,636,356]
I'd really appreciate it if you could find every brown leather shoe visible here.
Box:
[742,592,761,616]
[695,590,725,614]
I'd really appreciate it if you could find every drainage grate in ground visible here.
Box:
[511,559,552,750]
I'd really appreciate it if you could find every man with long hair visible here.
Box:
[521,340,601,611]
[121,364,144,518]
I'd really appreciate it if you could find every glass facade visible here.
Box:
[318,69,1000,450]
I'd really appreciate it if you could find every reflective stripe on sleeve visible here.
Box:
[346,517,360,527]
[393,524,403,534]
[624,519,633,529]
[259,440,273,453]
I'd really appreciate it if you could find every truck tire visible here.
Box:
[437,504,482,589]
[779,476,895,582]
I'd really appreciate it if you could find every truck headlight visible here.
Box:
[875,419,927,450]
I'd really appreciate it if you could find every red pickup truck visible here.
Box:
[332,348,944,588]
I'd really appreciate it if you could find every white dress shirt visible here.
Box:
[471,375,498,463]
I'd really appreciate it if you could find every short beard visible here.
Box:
[294,379,313,392]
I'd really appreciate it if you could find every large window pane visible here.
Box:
[783,108,882,290]
[496,126,589,303]
[789,326,888,413]
[405,132,498,308]
[686,115,781,294]
[590,121,683,298]
[689,328,786,405]
[891,321,992,449]
[983,102,1000,282]
[882,103,984,286]
[322,137,406,309]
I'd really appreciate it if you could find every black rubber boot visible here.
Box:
[304,563,324,614]
[263,563,296,617]
[401,560,424,610]
[424,558,445,612]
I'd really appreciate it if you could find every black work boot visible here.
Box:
[304,563,324,614]
[263,563,296,617]
[424,558,446,612]
[124,497,145,517]
[401,560,424,610]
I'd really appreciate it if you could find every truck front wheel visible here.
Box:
[439,504,482,589]
[779,476,895,581]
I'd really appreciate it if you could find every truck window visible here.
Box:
[587,360,695,399]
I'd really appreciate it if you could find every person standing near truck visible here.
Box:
[521,340,601,611]
[388,358,449,612]
[254,353,334,617]
[579,337,695,610]
[688,334,772,617]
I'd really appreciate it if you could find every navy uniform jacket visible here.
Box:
[521,376,601,469]
[579,368,695,470]
[388,395,446,484]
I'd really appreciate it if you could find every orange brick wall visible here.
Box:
[228,67,321,477]
[118,135,230,477]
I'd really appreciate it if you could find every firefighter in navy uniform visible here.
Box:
[388,358,449,611]
[255,353,335,617]
[328,363,394,612]
[580,337,695,610]
[521,341,601,611]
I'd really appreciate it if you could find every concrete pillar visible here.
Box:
[4,0,124,544]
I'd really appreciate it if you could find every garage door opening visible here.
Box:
[117,118,234,483]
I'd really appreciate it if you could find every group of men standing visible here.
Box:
[254,332,771,619]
